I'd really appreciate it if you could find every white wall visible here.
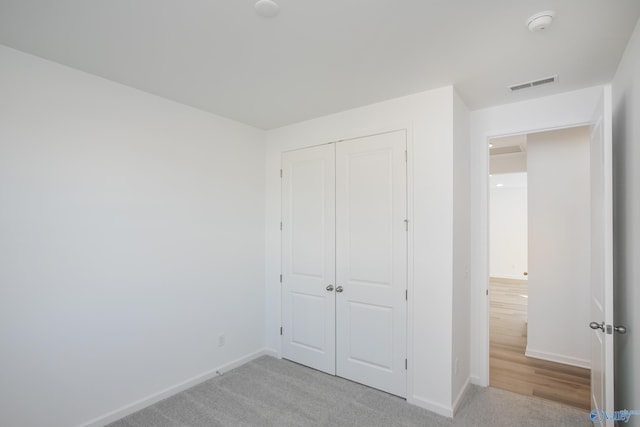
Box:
[0,46,266,427]
[489,173,528,280]
[611,18,640,426]
[526,127,591,367]
[469,86,603,385]
[451,90,471,409]
[265,87,468,416]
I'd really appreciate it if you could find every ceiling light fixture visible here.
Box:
[255,0,280,18]
[526,10,555,32]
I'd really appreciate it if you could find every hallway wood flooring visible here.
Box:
[489,278,591,411]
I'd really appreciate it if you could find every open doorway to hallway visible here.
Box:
[488,127,592,411]
[489,276,590,410]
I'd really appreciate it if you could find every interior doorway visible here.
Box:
[488,127,592,411]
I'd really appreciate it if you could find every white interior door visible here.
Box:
[589,85,614,425]
[335,131,407,397]
[281,144,336,375]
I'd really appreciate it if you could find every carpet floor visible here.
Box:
[107,356,590,427]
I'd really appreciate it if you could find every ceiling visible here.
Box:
[490,134,527,157]
[489,134,527,175]
[1,1,639,130]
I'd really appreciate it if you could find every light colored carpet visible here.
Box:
[107,356,590,426]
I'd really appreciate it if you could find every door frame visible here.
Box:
[278,126,414,399]
[472,120,608,394]
[470,88,605,388]
[486,123,593,373]
[478,120,598,385]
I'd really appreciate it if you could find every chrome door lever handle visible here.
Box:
[614,325,627,334]
[326,285,334,292]
[589,321,605,332]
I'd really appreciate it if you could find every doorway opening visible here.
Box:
[488,126,591,411]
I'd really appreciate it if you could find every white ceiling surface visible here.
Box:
[1,1,639,130]
[490,134,527,151]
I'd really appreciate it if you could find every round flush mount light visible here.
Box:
[526,10,555,32]
[255,0,280,18]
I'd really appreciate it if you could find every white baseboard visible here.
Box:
[469,374,487,387]
[77,348,273,427]
[452,378,471,416]
[525,347,591,369]
[407,395,453,418]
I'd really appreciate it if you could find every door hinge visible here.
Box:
[405,359,407,370]
[405,150,407,162]
[404,219,408,231]
[280,169,283,178]
[279,274,283,283]
[405,289,408,301]
[280,327,283,335]
[486,289,489,296]
[280,221,283,230]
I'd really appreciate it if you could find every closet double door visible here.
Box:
[281,130,407,397]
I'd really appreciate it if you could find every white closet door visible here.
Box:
[281,144,336,375]
[335,131,407,397]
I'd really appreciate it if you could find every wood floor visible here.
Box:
[489,278,591,411]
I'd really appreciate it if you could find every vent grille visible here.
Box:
[509,75,558,92]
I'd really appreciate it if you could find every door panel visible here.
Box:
[281,144,335,374]
[335,131,407,397]
[590,85,614,425]
[291,293,327,351]
[346,302,394,369]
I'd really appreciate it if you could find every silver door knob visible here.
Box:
[614,325,627,334]
[326,285,334,292]
[590,321,605,332]
[335,285,343,293]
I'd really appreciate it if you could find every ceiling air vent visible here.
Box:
[509,75,558,92]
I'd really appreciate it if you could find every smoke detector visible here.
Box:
[255,0,280,18]
[526,11,555,32]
